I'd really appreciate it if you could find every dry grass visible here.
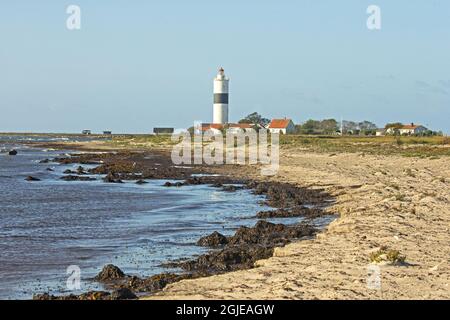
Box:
[369,247,407,265]
[279,135,450,157]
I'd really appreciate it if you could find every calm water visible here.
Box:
[1,136,306,299]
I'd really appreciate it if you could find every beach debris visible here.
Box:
[256,206,325,218]
[127,273,188,293]
[175,221,317,274]
[25,176,40,181]
[369,246,406,265]
[178,244,274,273]
[8,149,18,156]
[33,291,112,300]
[228,220,316,246]
[94,264,126,281]
[60,175,96,181]
[197,231,229,247]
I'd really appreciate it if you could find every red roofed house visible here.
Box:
[268,118,295,134]
[386,123,428,135]
[398,123,428,135]
[197,123,224,135]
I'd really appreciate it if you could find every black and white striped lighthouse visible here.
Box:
[213,68,229,124]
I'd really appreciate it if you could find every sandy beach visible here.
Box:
[142,146,450,300]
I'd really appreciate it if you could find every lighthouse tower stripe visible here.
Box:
[214,93,228,104]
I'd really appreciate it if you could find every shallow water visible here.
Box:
[0,136,334,299]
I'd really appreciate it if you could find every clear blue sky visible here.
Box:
[1,0,449,133]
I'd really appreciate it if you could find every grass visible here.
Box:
[279,135,450,157]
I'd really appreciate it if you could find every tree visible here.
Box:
[294,124,303,134]
[358,121,377,131]
[385,122,403,130]
[320,119,339,134]
[342,121,358,134]
[238,112,270,127]
[301,119,321,134]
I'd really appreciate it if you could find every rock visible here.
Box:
[76,166,86,175]
[63,169,76,174]
[103,172,123,183]
[228,220,316,246]
[8,150,18,156]
[25,176,40,181]
[222,185,243,192]
[127,273,187,293]
[60,175,96,181]
[77,291,111,300]
[163,181,184,187]
[110,288,137,300]
[94,264,125,282]
[179,245,274,273]
[197,231,229,247]
[39,159,50,163]
[33,291,111,300]
[185,177,203,185]
[46,168,54,172]
[256,206,325,218]
[135,179,148,185]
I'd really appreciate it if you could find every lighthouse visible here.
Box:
[213,68,229,124]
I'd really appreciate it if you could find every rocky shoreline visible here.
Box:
[32,150,335,300]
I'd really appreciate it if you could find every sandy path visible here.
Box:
[145,149,450,299]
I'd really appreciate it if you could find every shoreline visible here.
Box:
[24,141,335,300]
[9,139,450,299]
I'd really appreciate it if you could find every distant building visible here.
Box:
[227,123,259,134]
[198,123,261,135]
[268,118,295,134]
[103,131,112,135]
[386,123,428,135]
[197,123,223,135]
[82,130,91,135]
[376,129,385,136]
[153,128,174,135]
